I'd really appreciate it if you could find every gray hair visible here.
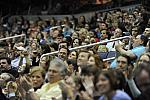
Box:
[49,58,67,76]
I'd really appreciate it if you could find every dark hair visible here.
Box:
[67,59,78,71]
[95,70,118,90]
[50,42,58,51]
[59,41,69,48]
[59,47,70,56]
[72,38,82,47]
[81,65,100,76]
[114,69,126,90]
[134,62,150,78]
[0,42,8,48]
[41,44,51,54]
[129,14,136,19]
[57,33,64,38]
[88,54,104,70]
[100,22,108,28]
[101,29,111,39]
[65,36,72,46]
[0,57,11,65]
[140,34,148,46]
[117,54,132,65]
[69,50,78,60]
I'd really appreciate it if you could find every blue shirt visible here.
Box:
[99,90,131,100]
[110,46,145,68]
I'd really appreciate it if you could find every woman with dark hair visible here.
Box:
[96,70,131,100]
[134,62,150,100]
[72,38,82,48]
[88,54,104,70]
[68,51,78,61]
[137,53,150,65]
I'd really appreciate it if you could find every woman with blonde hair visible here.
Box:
[29,66,46,91]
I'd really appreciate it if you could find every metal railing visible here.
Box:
[0,34,26,44]
[40,36,131,61]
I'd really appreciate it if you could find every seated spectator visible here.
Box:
[96,70,131,100]
[0,57,19,78]
[29,66,46,91]
[18,58,68,100]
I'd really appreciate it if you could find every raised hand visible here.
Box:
[81,76,94,97]
[19,75,33,92]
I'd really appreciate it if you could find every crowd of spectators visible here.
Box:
[0,5,150,100]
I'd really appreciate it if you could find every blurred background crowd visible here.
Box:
[0,0,150,100]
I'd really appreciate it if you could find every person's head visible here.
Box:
[99,22,107,30]
[30,66,46,89]
[134,62,150,92]
[56,33,64,44]
[96,70,117,95]
[31,42,38,50]
[114,28,122,38]
[47,58,67,83]
[58,41,69,49]
[6,81,17,93]
[137,53,150,65]
[88,54,104,69]
[72,38,81,48]
[81,65,99,82]
[64,36,72,46]
[131,26,139,37]
[123,12,129,19]
[0,57,11,71]
[144,27,150,37]
[71,32,79,40]
[133,10,139,17]
[116,55,131,70]
[129,14,136,22]
[31,49,39,58]
[77,50,90,67]
[51,29,60,39]
[133,34,148,47]
[79,16,86,23]
[58,47,70,61]
[84,23,90,30]
[39,56,50,71]
[90,37,96,44]
[88,31,95,38]
[66,59,78,74]
[0,73,15,88]
[100,29,109,40]
[68,51,78,60]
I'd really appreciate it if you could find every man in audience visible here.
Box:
[111,34,148,68]
[0,57,18,78]
[19,58,67,100]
